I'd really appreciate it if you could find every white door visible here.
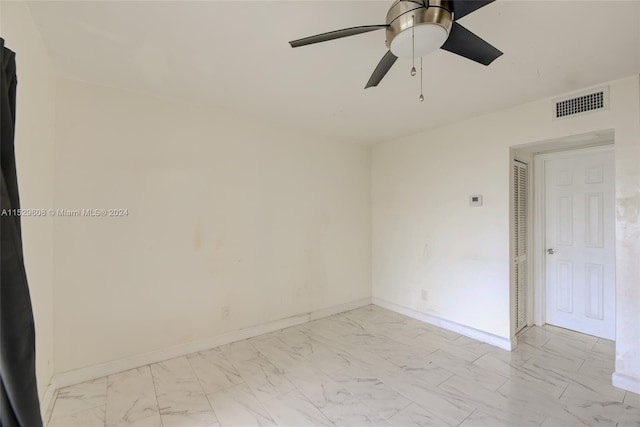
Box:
[544,148,615,340]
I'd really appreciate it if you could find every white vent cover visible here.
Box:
[553,87,609,119]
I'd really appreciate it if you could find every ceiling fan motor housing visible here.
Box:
[385,0,453,57]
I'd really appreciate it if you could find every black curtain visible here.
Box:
[0,38,43,427]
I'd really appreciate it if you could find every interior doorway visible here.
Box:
[510,130,616,341]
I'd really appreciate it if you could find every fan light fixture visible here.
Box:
[389,24,448,58]
[385,2,453,100]
[384,1,453,60]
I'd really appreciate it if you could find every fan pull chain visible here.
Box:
[410,15,416,76]
[419,57,424,102]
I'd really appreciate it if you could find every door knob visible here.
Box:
[547,248,556,254]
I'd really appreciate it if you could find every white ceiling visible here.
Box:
[27,1,640,144]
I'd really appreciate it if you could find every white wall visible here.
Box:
[613,76,640,393]
[1,2,57,401]
[52,79,371,373]
[372,76,640,391]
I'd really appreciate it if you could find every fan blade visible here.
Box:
[365,50,398,89]
[450,0,496,20]
[289,25,387,48]
[440,22,502,65]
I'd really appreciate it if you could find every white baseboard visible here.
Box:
[309,297,373,321]
[52,297,372,390]
[372,297,516,351]
[612,372,640,394]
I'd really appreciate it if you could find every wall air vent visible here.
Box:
[553,87,609,120]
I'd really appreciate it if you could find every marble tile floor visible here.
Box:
[46,305,640,427]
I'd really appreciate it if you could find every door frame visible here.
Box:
[532,144,615,328]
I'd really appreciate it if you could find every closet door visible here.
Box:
[513,160,528,333]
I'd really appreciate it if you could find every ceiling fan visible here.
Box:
[289,0,503,90]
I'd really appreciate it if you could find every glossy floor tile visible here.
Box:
[105,366,161,427]
[47,305,640,426]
